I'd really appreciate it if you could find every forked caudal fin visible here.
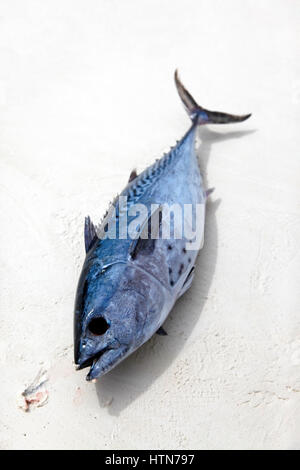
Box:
[174,69,251,125]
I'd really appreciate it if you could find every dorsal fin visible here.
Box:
[84,216,98,253]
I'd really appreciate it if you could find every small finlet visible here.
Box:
[205,187,215,197]
[156,326,168,336]
[128,169,138,183]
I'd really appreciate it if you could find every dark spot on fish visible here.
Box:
[182,248,187,254]
[168,267,172,274]
[104,223,108,233]
[168,245,172,250]
[170,280,174,286]
[158,210,163,225]
[188,257,191,263]
[88,317,110,336]
[178,263,184,276]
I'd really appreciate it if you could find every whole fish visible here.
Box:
[74,71,250,381]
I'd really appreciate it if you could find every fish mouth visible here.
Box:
[76,342,129,381]
[76,346,112,372]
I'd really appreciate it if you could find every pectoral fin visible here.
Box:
[129,206,162,260]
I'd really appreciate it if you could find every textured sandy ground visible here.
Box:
[0,0,299,450]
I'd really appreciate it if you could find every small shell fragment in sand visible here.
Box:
[20,369,49,412]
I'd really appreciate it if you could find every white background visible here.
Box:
[0,0,299,449]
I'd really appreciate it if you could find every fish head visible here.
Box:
[74,255,163,381]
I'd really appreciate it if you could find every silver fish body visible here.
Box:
[74,71,251,381]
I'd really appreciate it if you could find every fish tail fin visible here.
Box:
[174,69,251,125]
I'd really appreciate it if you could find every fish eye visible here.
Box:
[88,317,110,336]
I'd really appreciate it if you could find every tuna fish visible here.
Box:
[74,71,251,381]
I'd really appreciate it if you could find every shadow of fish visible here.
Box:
[74,71,251,381]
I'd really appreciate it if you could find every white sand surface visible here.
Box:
[0,0,299,449]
